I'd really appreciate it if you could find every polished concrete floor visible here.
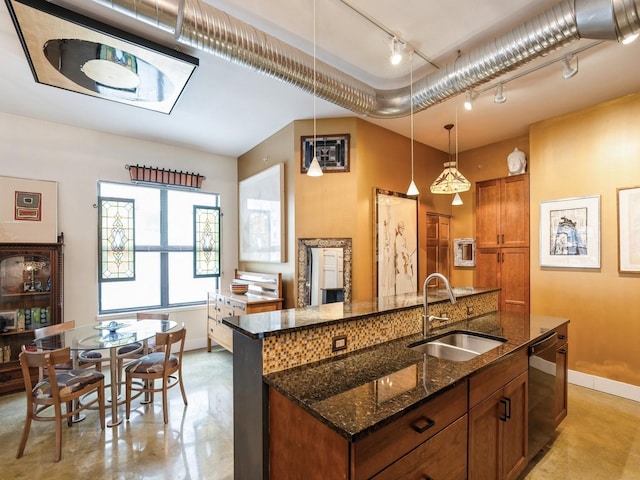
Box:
[1,347,638,479]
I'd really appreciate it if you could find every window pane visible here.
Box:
[168,252,217,304]
[168,190,217,246]
[100,182,160,245]
[100,253,161,310]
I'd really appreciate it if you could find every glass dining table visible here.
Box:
[35,318,177,426]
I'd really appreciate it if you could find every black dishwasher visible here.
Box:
[528,332,558,460]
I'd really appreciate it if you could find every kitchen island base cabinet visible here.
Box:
[269,382,467,480]
[468,350,528,480]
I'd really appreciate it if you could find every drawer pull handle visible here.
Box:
[558,334,567,340]
[423,476,434,480]
[558,348,567,354]
[411,417,435,434]
[499,397,511,421]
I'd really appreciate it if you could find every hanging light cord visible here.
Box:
[313,0,317,161]
[410,51,414,181]
[455,106,458,170]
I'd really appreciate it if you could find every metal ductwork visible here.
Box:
[87,0,640,118]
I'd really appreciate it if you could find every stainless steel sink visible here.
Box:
[410,331,506,362]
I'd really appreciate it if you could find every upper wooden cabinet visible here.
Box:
[426,213,451,287]
[476,174,530,249]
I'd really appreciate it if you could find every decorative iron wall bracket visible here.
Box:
[126,164,205,190]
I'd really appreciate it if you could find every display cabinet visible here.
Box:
[0,236,64,394]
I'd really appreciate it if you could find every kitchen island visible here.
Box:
[223,288,568,479]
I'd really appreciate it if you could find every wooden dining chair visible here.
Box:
[17,346,105,462]
[32,321,105,374]
[124,325,187,424]
[115,312,170,392]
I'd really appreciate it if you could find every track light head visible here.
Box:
[562,54,578,79]
[464,90,478,110]
[389,37,405,65]
[494,83,506,104]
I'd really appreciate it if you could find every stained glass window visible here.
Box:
[99,197,135,280]
[194,206,221,277]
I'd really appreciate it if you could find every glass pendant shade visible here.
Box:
[452,192,463,205]
[307,156,323,176]
[430,162,471,194]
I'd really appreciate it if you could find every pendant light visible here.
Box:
[406,51,419,196]
[430,122,470,195]
[307,0,323,177]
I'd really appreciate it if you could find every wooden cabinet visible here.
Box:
[269,381,468,480]
[476,174,529,249]
[469,349,528,480]
[554,323,569,426]
[207,270,282,353]
[476,174,530,313]
[475,247,530,314]
[0,240,64,394]
[426,213,451,286]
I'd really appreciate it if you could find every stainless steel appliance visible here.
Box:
[528,332,558,460]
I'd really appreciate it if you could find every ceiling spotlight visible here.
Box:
[562,54,578,79]
[494,83,506,104]
[389,36,405,65]
[463,90,478,110]
[622,32,639,44]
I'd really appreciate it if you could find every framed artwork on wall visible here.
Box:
[617,186,640,273]
[300,134,350,174]
[239,163,285,263]
[539,195,600,269]
[375,188,418,297]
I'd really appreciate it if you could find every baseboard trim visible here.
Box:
[568,369,640,402]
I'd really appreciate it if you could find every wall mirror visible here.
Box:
[454,238,476,267]
[297,238,352,307]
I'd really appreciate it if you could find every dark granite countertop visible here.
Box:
[223,287,498,339]
[264,312,569,442]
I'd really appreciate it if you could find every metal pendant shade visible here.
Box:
[430,124,470,194]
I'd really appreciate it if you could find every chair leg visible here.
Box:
[66,401,73,427]
[125,374,131,420]
[163,383,169,424]
[54,403,63,462]
[179,373,188,406]
[98,381,106,429]
[16,408,32,459]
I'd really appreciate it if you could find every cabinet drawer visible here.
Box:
[469,348,527,408]
[208,318,233,352]
[352,381,467,480]
[371,415,468,480]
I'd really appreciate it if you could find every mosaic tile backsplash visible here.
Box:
[262,291,498,373]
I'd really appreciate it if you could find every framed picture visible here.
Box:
[539,195,600,269]
[0,310,18,331]
[239,163,285,263]
[617,186,640,273]
[375,188,418,297]
[6,0,198,114]
[300,134,350,173]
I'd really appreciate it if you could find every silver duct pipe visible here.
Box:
[87,0,640,118]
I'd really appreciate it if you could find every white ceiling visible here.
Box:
[1,0,639,157]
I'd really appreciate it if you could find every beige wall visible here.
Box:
[530,92,640,387]
[0,112,238,351]
[239,117,448,306]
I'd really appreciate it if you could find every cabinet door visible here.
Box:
[501,175,530,248]
[475,248,500,289]
[502,371,528,480]
[469,388,503,480]
[500,248,530,314]
[426,213,451,285]
[476,179,501,248]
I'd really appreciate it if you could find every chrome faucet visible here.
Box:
[422,273,456,337]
